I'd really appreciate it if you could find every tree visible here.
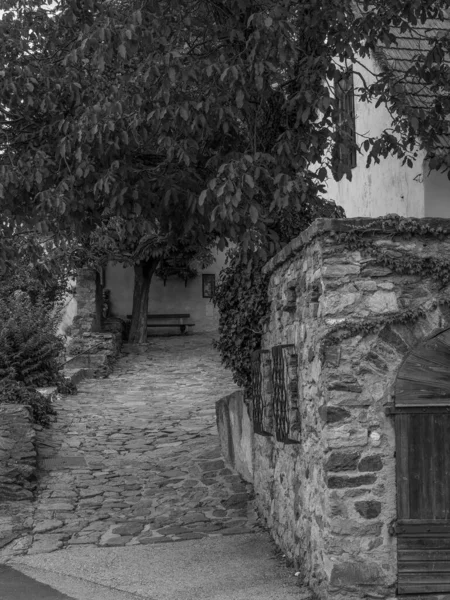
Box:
[90,207,215,342]
[0,229,76,307]
[1,0,450,328]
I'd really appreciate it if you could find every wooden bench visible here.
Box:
[126,313,195,334]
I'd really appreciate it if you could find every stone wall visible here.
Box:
[0,406,37,502]
[251,217,450,600]
[67,271,123,378]
[216,391,254,483]
[66,331,122,378]
[71,268,103,337]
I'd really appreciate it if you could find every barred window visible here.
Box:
[335,69,357,170]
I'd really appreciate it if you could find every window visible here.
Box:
[335,68,357,170]
[202,274,215,298]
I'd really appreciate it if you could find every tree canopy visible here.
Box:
[1,0,450,265]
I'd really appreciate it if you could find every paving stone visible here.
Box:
[188,522,225,532]
[33,519,63,534]
[100,535,133,546]
[175,532,205,540]
[180,513,210,524]
[156,526,191,535]
[138,536,173,544]
[27,534,64,554]
[221,494,249,509]
[111,522,144,536]
[39,503,74,512]
[68,534,100,544]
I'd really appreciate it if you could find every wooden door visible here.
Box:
[394,329,450,595]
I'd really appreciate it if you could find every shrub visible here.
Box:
[0,295,64,388]
[0,294,72,426]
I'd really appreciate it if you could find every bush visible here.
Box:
[0,295,64,388]
[0,380,57,427]
[0,294,70,426]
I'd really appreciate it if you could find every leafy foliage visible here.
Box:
[214,249,270,397]
[0,231,75,310]
[0,294,65,389]
[156,240,215,284]
[2,1,450,345]
[1,0,450,263]
[214,198,345,398]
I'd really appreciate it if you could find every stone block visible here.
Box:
[319,407,351,424]
[326,425,368,449]
[322,264,360,278]
[329,561,384,586]
[329,519,383,536]
[325,450,361,472]
[366,291,398,314]
[354,500,382,519]
[360,265,392,277]
[321,292,358,315]
[323,346,341,367]
[327,474,377,488]
[327,375,362,393]
[358,455,383,472]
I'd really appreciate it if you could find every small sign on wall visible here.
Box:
[202,274,215,298]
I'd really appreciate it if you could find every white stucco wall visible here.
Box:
[324,54,426,218]
[424,164,450,218]
[105,249,227,333]
[56,280,77,337]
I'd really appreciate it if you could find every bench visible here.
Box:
[126,313,195,335]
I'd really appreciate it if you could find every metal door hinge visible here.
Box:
[384,403,395,416]
[388,521,397,536]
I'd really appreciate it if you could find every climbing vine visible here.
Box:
[320,215,450,352]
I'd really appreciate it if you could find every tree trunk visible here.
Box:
[128,258,159,344]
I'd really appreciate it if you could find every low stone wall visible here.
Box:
[0,405,37,502]
[71,268,103,337]
[216,391,253,483]
[66,331,122,378]
[248,217,450,600]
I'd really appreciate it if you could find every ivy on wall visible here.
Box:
[320,216,450,352]
[213,200,345,399]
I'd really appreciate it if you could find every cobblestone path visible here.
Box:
[2,334,260,557]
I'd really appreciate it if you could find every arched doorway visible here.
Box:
[393,327,450,595]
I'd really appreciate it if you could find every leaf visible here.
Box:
[199,190,207,206]
[236,89,244,109]
[118,44,127,59]
[245,174,254,189]
[249,205,258,224]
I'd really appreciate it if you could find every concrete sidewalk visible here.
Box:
[5,534,305,600]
